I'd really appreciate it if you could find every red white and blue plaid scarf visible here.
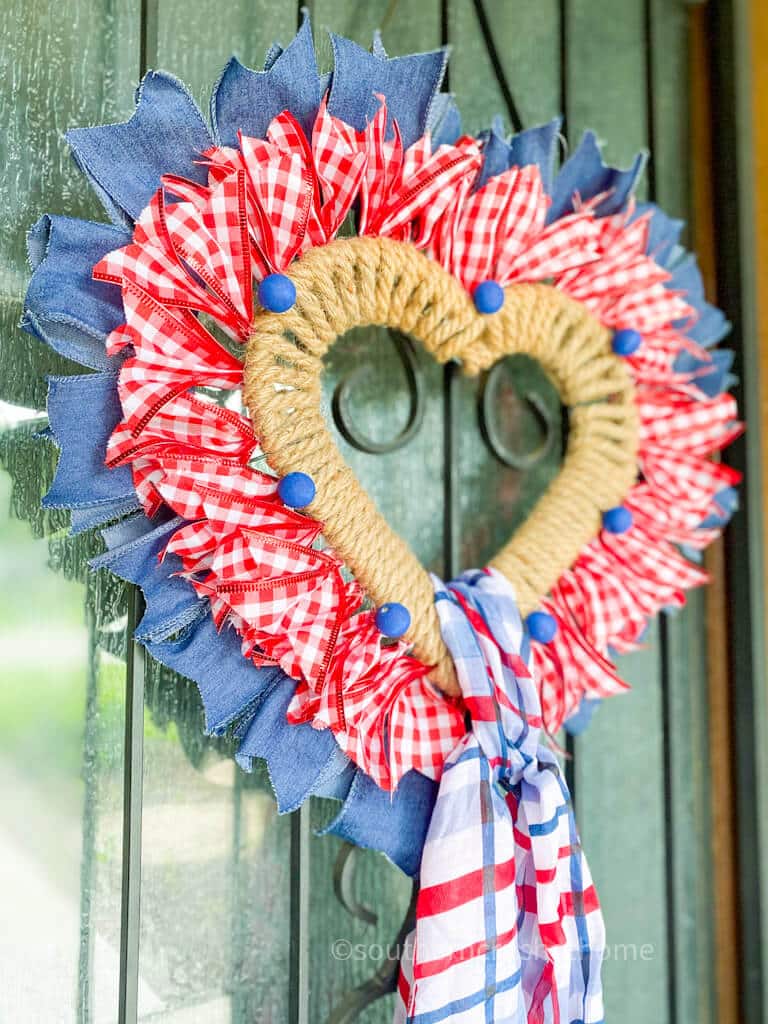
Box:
[395,569,606,1024]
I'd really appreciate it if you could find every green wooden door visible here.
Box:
[0,1,726,1021]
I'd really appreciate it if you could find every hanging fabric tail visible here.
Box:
[394,569,606,1024]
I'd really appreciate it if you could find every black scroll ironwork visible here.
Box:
[326,843,418,1024]
[331,332,426,455]
[479,358,558,471]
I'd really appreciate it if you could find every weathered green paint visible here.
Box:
[650,2,716,1019]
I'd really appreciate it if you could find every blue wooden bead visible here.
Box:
[602,505,633,534]
[375,602,411,639]
[258,273,296,313]
[612,328,642,356]
[472,279,505,314]
[526,610,558,644]
[277,472,316,508]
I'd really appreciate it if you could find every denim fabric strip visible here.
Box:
[233,672,344,812]
[23,215,129,371]
[70,498,144,535]
[100,511,158,550]
[668,253,731,347]
[674,347,736,398]
[44,373,138,513]
[428,93,462,147]
[92,515,205,642]
[67,71,213,225]
[263,41,284,71]
[507,118,562,194]
[563,697,602,736]
[477,118,562,193]
[372,29,388,59]
[328,33,447,149]
[548,130,646,223]
[312,759,357,800]
[211,14,320,145]
[637,203,685,267]
[146,615,278,736]
[321,767,438,877]
[700,486,739,529]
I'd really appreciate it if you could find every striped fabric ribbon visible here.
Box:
[395,569,605,1024]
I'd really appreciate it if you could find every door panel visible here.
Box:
[0,1,717,1021]
[563,2,671,1020]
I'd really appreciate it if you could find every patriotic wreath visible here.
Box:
[29,15,739,826]
[24,15,740,1021]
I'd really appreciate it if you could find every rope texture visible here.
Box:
[243,236,638,695]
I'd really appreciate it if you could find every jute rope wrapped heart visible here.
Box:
[244,236,639,694]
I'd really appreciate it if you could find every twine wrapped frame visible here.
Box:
[244,236,639,695]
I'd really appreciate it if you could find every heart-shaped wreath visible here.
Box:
[29,14,740,816]
[24,16,740,1020]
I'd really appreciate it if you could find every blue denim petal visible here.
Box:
[312,760,357,800]
[145,616,280,735]
[92,516,206,642]
[234,675,343,812]
[44,373,139,520]
[328,34,447,148]
[674,347,736,398]
[476,127,509,190]
[372,30,388,59]
[636,202,685,268]
[321,768,436,877]
[264,41,284,71]
[681,304,731,348]
[477,117,562,193]
[211,15,321,145]
[70,498,143,535]
[700,486,739,529]
[99,510,158,549]
[23,216,129,371]
[428,93,462,147]
[548,130,646,223]
[507,118,562,194]
[668,252,731,347]
[563,697,602,736]
[67,71,212,226]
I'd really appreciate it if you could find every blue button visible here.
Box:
[602,505,633,534]
[612,328,642,356]
[472,280,505,314]
[258,273,297,313]
[375,602,411,639]
[526,610,558,644]
[277,472,316,508]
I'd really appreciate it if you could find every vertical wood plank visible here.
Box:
[448,0,560,134]
[311,0,448,575]
[447,1,563,574]
[649,3,717,1020]
[565,2,670,1020]
[307,9,443,1022]
[137,7,300,1023]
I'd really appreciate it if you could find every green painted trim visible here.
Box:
[117,589,146,1024]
